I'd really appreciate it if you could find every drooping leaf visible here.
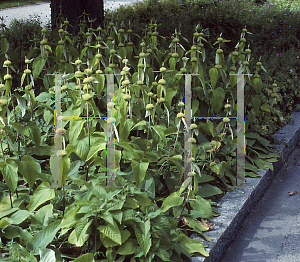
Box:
[73,253,95,262]
[26,182,55,214]
[24,121,41,148]
[27,220,61,252]
[17,155,39,188]
[189,196,213,219]
[39,248,56,262]
[161,191,184,213]
[1,159,18,193]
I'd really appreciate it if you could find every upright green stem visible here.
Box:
[172,120,181,155]
[143,115,151,159]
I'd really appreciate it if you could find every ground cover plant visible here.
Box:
[0,0,300,261]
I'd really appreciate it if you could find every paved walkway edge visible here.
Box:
[185,110,300,262]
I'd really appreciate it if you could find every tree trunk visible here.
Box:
[51,0,104,35]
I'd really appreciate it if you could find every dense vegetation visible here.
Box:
[0,0,299,261]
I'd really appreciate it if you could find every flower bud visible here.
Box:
[3,60,11,66]
[0,99,8,106]
[217,49,223,54]
[95,53,102,59]
[107,117,116,124]
[122,80,130,86]
[24,69,31,74]
[146,104,154,110]
[179,102,184,107]
[75,59,82,65]
[85,69,93,75]
[123,94,131,101]
[191,124,197,129]
[158,79,166,85]
[56,150,67,157]
[177,112,184,118]
[188,172,196,177]
[107,102,114,108]
[75,71,83,78]
[223,117,230,123]
[157,97,165,103]
[4,74,12,81]
[215,65,222,69]
[160,67,167,72]
[82,94,92,101]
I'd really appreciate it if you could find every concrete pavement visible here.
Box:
[183,109,300,262]
[220,143,300,262]
[0,1,136,27]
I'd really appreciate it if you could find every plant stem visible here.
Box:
[143,115,151,159]
[172,120,181,155]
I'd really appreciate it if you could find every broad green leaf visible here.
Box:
[210,87,225,114]
[210,162,220,174]
[36,92,51,103]
[133,226,151,256]
[1,159,18,193]
[39,248,56,262]
[32,204,53,227]
[69,119,86,144]
[24,121,41,148]
[209,68,218,89]
[0,217,13,228]
[131,120,148,131]
[97,223,122,245]
[197,183,223,198]
[0,225,32,242]
[75,136,90,161]
[261,103,270,112]
[116,239,136,255]
[27,220,61,252]
[61,156,70,186]
[32,58,46,80]
[177,233,209,257]
[179,177,192,194]
[56,45,64,61]
[0,207,18,219]
[9,210,29,225]
[156,248,171,261]
[1,37,8,53]
[15,94,27,117]
[73,253,95,262]
[161,191,184,213]
[189,196,213,219]
[68,227,89,247]
[26,182,55,214]
[0,196,14,213]
[86,142,106,162]
[75,218,93,241]
[151,125,167,145]
[192,99,199,116]
[17,155,39,188]
[132,160,149,187]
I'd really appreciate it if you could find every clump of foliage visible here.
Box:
[0,0,298,261]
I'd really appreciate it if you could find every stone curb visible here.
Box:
[184,109,300,262]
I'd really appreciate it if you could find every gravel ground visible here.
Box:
[0,1,136,27]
